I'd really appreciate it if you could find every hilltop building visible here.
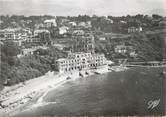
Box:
[59,26,69,35]
[34,29,50,37]
[0,28,32,40]
[44,19,57,28]
[114,44,136,57]
[68,21,77,27]
[78,21,92,28]
[72,30,85,36]
[0,28,32,46]
[35,23,45,29]
[22,29,50,46]
[128,27,142,33]
[115,45,128,54]
[72,34,95,53]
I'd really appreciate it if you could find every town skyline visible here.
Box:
[0,0,166,16]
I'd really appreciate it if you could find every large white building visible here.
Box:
[44,19,57,28]
[78,21,92,28]
[55,52,107,73]
[24,29,51,45]
[34,29,50,37]
[0,28,32,40]
[0,28,32,46]
[128,27,142,33]
[59,26,69,35]
[68,21,77,26]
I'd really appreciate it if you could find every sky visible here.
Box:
[0,0,166,16]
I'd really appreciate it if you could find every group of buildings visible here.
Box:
[0,28,32,46]
[0,16,146,73]
[0,17,56,46]
[0,28,51,46]
[52,17,108,73]
[114,44,137,58]
[0,16,108,74]
[0,17,94,47]
[55,32,107,73]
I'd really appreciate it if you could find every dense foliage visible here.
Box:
[0,42,67,90]
[95,32,166,61]
[0,14,165,90]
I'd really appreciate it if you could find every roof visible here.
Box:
[56,58,67,62]
[59,26,69,30]
[34,29,50,33]
[44,19,56,23]
[0,28,31,34]
[2,28,20,32]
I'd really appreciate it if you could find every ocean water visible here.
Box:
[16,67,166,116]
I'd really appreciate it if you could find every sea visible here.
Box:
[16,66,166,117]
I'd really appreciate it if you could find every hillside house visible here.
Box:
[59,26,69,35]
[128,27,142,33]
[44,19,57,28]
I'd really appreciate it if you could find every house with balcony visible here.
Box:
[44,19,57,28]
[128,27,142,33]
[0,28,32,46]
[55,52,107,73]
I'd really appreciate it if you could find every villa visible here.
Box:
[0,28,32,46]
[44,19,57,28]
[128,27,142,33]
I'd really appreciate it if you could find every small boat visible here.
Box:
[85,72,89,75]
[94,71,101,74]
[66,76,71,80]
[79,72,84,77]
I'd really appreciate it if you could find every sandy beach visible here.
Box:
[0,65,116,116]
[0,71,74,115]
[0,65,164,116]
[14,66,166,116]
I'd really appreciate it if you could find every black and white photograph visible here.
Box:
[0,0,166,116]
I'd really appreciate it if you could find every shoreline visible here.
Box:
[0,71,68,116]
[1,65,164,116]
[0,65,110,116]
[126,64,166,68]
[27,66,110,109]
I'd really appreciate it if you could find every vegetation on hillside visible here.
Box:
[95,32,166,61]
[0,42,67,90]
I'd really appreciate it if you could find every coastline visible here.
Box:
[14,66,166,116]
[0,65,111,116]
[22,66,111,110]
[2,64,164,116]
[126,64,166,68]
